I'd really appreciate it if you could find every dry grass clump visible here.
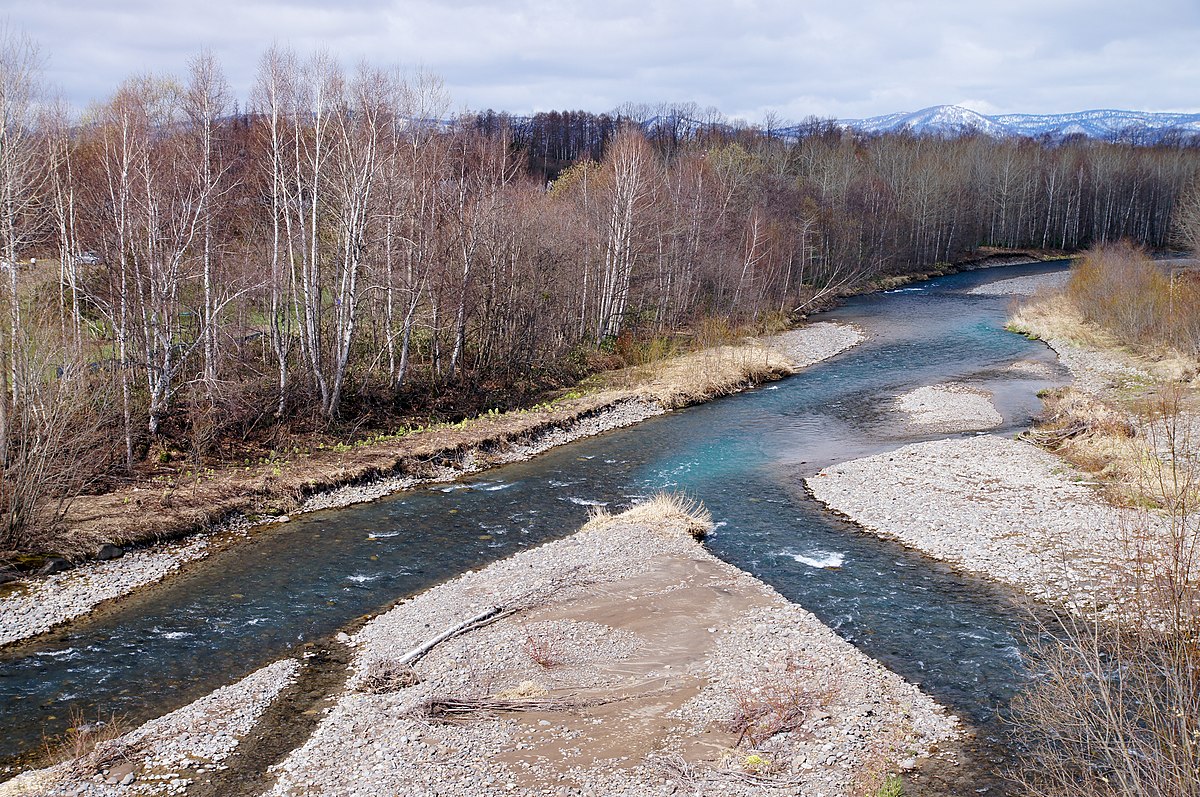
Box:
[583,492,714,540]
[42,708,139,776]
[355,659,421,693]
[1009,291,1115,352]
[1024,388,1143,499]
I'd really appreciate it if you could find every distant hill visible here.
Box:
[838,104,1200,140]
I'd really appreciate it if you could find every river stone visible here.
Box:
[37,557,71,575]
[96,544,125,560]
[0,570,17,585]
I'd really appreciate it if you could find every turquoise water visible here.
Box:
[0,262,1068,774]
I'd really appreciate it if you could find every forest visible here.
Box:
[3,38,1200,548]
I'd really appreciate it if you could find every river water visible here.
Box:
[0,261,1070,775]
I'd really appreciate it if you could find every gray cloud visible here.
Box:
[10,0,1200,122]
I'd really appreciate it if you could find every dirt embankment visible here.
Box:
[0,323,863,650]
[2,498,957,797]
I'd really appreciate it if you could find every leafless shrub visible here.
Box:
[1058,242,1200,366]
[727,674,825,748]
[356,659,421,693]
[1011,390,1200,796]
[2,348,117,553]
[520,626,561,669]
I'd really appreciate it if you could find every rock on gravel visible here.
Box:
[807,434,1150,612]
[0,659,298,797]
[967,271,1071,296]
[895,384,1002,432]
[264,508,957,797]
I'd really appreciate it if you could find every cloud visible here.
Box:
[10,0,1200,120]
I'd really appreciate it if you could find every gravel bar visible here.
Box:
[263,508,957,797]
[807,434,1147,613]
[895,384,1002,433]
[967,271,1071,296]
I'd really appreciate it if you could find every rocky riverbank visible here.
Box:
[4,499,957,797]
[0,322,863,651]
[1,659,299,797]
[807,434,1145,613]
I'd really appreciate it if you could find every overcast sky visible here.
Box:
[9,0,1200,122]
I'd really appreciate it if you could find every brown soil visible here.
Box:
[489,556,763,789]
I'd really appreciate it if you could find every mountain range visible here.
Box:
[837,105,1200,140]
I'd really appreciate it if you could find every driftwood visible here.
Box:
[421,695,584,720]
[397,605,514,667]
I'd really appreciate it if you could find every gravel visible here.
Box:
[895,384,1002,433]
[263,510,957,797]
[807,434,1148,613]
[967,271,1071,296]
[0,659,299,797]
[1038,337,1149,395]
[767,322,865,370]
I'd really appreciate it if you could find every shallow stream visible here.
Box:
[0,261,1070,779]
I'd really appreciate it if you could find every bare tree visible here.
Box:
[0,24,47,465]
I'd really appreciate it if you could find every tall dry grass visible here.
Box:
[1067,243,1200,373]
[1012,391,1200,797]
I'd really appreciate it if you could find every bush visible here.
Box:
[1066,241,1200,358]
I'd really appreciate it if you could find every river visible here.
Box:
[0,260,1069,779]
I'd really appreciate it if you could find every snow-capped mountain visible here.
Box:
[841,105,1200,140]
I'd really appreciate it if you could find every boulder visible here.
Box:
[96,544,125,561]
[36,557,71,576]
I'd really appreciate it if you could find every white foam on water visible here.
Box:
[565,496,608,507]
[779,549,846,569]
[347,573,381,583]
[367,531,402,539]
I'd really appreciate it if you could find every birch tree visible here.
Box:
[0,24,47,464]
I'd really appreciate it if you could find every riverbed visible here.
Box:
[0,260,1070,777]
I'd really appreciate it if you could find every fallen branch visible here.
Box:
[389,566,591,670]
[397,606,514,667]
[421,695,584,720]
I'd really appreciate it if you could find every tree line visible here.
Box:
[3,30,1200,546]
